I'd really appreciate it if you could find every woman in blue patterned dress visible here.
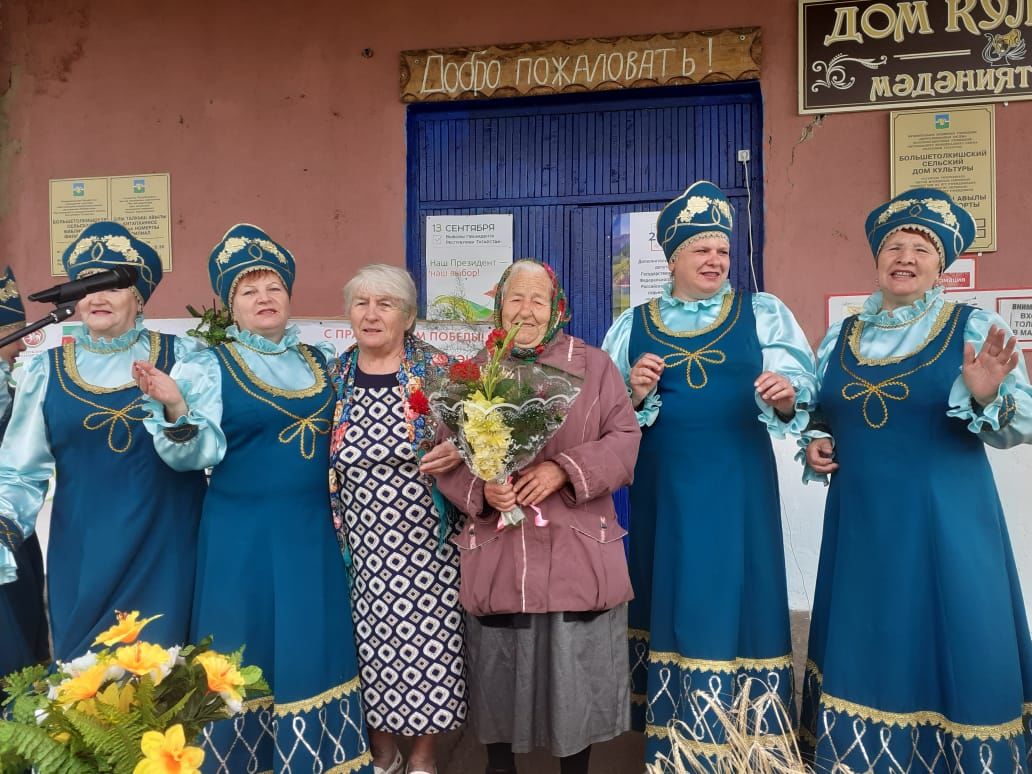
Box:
[602,182,816,767]
[0,267,49,689]
[136,224,372,774]
[0,223,206,662]
[328,264,466,774]
[800,188,1032,773]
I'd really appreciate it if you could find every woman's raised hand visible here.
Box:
[132,360,188,422]
[630,353,665,407]
[963,325,1020,407]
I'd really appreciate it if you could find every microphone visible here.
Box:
[28,266,138,304]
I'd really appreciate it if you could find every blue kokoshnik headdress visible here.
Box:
[865,188,975,270]
[0,267,26,330]
[61,221,163,304]
[208,224,296,309]
[656,180,735,261]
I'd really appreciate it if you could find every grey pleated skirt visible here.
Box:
[465,604,631,757]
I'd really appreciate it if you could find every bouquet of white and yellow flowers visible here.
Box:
[0,611,268,774]
[428,324,582,529]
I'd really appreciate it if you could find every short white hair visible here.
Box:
[343,264,418,333]
[500,259,552,299]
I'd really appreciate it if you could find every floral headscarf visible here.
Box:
[492,260,571,361]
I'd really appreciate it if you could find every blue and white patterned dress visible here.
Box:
[331,364,467,736]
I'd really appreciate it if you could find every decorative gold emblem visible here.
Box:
[67,235,143,266]
[216,237,289,266]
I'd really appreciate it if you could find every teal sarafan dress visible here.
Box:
[800,288,1032,773]
[604,282,816,765]
[0,322,205,662]
[144,325,372,774]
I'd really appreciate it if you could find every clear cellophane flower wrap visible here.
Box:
[427,325,582,530]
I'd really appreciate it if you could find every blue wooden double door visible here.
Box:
[405,81,765,348]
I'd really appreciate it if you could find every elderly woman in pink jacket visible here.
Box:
[436,259,641,774]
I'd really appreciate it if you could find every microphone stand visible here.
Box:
[0,304,77,349]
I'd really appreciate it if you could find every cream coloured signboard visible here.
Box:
[401,28,761,103]
[49,173,172,276]
[890,106,996,252]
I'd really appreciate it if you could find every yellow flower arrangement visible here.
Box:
[463,391,512,481]
[114,642,175,684]
[94,611,163,647]
[427,321,583,531]
[0,611,268,774]
[194,651,245,707]
[133,724,205,774]
[56,662,110,705]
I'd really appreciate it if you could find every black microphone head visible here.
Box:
[112,265,138,288]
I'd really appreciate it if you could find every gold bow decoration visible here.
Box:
[82,399,151,453]
[663,348,727,390]
[842,378,910,430]
[278,414,332,460]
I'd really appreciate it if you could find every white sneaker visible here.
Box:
[374,749,404,774]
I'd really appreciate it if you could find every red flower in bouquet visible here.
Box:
[449,359,481,382]
[486,327,511,353]
[407,388,431,416]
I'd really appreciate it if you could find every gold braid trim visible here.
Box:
[838,305,963,430]
[215,346,331,460]
[645,723,798,754]
[223,341,326,399]
[240,695,274,713]
[52,344,155,454]
[273,676,361,717]
[648,651,794,673]
[326,752,374,774]
[628,628,650,642]
[631,692,648,706]
[847,301,956,366]
[804,659,823,684]
[62,330,162,393]
[808,662,1032,741]
[641,292,744,390]
[646,289,734,339]
[247,753,373,774]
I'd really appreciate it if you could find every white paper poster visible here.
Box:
[629,211,666,308]
[18,319,491,363]
[425,214,513,321]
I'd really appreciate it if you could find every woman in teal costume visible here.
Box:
[136,224,372,774]
[0,267,49,689]
[0,224,206,662]
[800,189,1032,773]
[602,181,816,767]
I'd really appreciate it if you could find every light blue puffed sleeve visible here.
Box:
[313,340,337,363]
[0,354,55,584]
[752,293,818,438]
[601,307,662,427]
[174,334,205,361]
[796,322,843,485]
[946,310,1032,448]
[142,348,227,471]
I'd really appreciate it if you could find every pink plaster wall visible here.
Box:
[1,0,1030,352]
